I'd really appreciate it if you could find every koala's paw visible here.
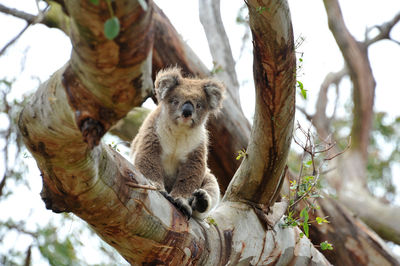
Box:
[174,197,193,219]
[190,189,211,213]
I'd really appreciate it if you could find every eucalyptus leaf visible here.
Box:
[104,17,120,40]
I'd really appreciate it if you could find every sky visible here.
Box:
[0,0,400,263]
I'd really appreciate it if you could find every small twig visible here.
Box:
[126,182,158,191]
[324,137,351,161]
[0,24,30,56]
[296,106,313,121]
[0,5,48,57]
[365,11,400,46]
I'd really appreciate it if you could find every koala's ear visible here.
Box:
[203,81,226,113]
[154,68,182,101]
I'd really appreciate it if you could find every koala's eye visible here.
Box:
[196,103,202,109]
[171,99,179,106]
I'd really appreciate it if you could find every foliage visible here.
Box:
[295,37,307,100]
[331,104,399,201]
[283,124,337,251]
[367,112,400,201]
[236,148,248,160]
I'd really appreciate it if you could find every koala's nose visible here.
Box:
[182,101,194,118]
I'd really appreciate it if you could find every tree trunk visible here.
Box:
[17,0,332,264]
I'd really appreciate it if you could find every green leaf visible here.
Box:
[297,80,303,90]
[206,217,218,226]
[316,216,329,224]
[297,81,307,99]
[300,208,309,221]
[303,221,309,238]
[300,207,309,237]
[104,17,120,40]
[256,6,267,14]
[89,0,99,5]
[320,241,334,250]
[138,0,148,11]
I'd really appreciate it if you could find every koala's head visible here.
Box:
[154,67,225,128]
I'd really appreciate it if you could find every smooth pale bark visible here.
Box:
[199,0,241,103]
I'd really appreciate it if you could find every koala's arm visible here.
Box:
[169,144,207,199]
[199,170,220,210]
[188,170,220,219]
[130,112,165,191]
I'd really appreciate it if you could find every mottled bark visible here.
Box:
[17,0,332,264]
[224,0,296,206]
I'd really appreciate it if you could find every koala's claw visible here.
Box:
[174,197,193,219]
[190,189,209,213]
[160,191,192,219]
[160,191,175,204]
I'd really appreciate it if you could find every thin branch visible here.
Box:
[324,137,351,161]
[0,5,48,57]
[0,3,37,22]
[0,24,30,57]
[365,11,400,47]
[296,106,313,121]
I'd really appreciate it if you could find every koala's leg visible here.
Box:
[190,170,220,219]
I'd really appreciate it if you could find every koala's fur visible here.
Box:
[130,67,225,219]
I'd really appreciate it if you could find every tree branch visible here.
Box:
[199,0,241,104]
[224,0,296,206]
[309,196,400,265]
[0,3,36,22]
[0,2,70,35]
[0,4,49,57]
[323,0,375,159]
[17,0,332,264]
[312,67,347,143]
[365,11,400,46]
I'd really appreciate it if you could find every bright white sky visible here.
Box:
[0,0,400,263]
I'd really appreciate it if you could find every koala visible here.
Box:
[130,67,225,219]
